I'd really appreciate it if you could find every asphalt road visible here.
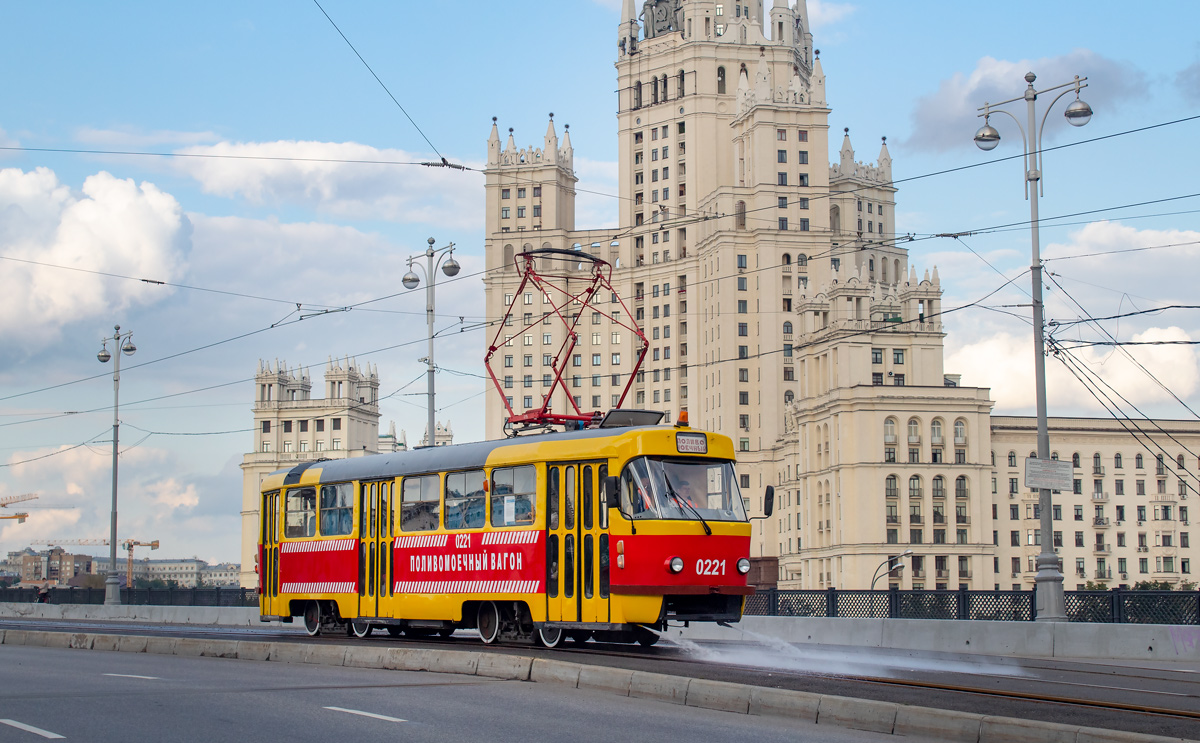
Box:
[0,644,897,743]
[2,618,1198,739]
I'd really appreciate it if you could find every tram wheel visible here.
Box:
[438,627,455,638]
[567,631,591,645]
[302,601,321,637]
[636,627,660,647]
[350,621,373,638]
[477,601,501,644]
[386,626,403,638]
[536,625,564,648]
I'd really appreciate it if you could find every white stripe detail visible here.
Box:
[0,720,65,739]
[393,579,540,594]
[393,534,449,549]
[481,530,540,545]
[280,581,355,594]
[280,539,356,554]
[323,707,407,723]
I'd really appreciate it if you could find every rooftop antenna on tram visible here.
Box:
[485,248,649,436]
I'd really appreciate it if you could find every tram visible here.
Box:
[258,411,773,646]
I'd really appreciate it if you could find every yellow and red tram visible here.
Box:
[258,415,762,646]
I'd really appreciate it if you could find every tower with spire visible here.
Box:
[238,357,383,588]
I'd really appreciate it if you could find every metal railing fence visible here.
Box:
[0,586,257,608]
[744,587,1199,624]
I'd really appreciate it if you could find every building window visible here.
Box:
[778,217,788,230]
[777,172,787,186]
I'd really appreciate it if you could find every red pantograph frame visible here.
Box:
[485,249,648,431]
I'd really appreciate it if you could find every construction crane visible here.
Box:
[32,538,160,587]
[0,493,37,522]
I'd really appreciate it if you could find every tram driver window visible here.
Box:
[401,475,441,531]
[319,482,353,536]
[491,465,537,526]
[284,487,316,538]
[444,469,486,529]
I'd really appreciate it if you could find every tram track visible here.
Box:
[2,617,1197,737]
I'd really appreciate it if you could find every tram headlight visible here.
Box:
[737,558,751,575]
[667,556,685,574]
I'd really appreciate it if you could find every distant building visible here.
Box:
[201,562,241,587]
[18,548,91,585]
[239,357,382,587]
[420,421,454,448]
[378,420,409,452]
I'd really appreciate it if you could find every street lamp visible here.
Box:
[97,325,137,605]
[974,72,1092,622]
[870,549,913,591]
[402,237,459,447]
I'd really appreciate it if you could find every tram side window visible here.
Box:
[492,465,537,526]
[445,469,486,529]
[284,487,316,538]
[319,482,354,536]
[401,475,441,531]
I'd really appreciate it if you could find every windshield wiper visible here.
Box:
[660,468,712,536]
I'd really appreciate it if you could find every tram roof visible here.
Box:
[273,425,660,486]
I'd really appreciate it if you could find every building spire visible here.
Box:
[878,135,893,181]
[840,127,854,170]
[619,0,638,56]
[487,117,501,166]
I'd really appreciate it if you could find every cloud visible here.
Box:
[1177,59,1200,105]
[171,140,485,227]
[942,220,1200,417]
[0,166,190,349]
[808,1,855,31]
[75,127,221,149]
[904,50,1147,153]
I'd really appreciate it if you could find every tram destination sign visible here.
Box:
[1024,457,1073,492]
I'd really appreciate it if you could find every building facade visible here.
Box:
[238,357,382,587]
[477,0,1200,590]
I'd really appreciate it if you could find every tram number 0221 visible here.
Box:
[696,558,726,576]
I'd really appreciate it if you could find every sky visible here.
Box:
[2,1,1199,564]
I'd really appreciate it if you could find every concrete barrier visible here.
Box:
[684,678,752,713]
[235,641,273,662]
[267,643,307,664]
[91,634,121,652]
[530,658,580,687]
[576,664,632,696]
[302,644,348,666]
[475,653,532,680]
[343,645,390,669]
[817,696,898,735]
[628,670,689,705]
[980,716,1079,743]
[384,647,433,672]
[425,649,479,676]
[893,705,983,743]
[748,686,821,721]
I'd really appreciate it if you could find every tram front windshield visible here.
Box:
[620,457,747,522]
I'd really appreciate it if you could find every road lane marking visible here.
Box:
[103,673,160,680]
[323,706,407,723]
[0,719,65,739]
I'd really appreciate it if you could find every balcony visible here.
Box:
[885,490,899,498]
[954,435,967,446]
[911,570,926,579]
[1092,492,1109,501]
[884,433,897,444]
[959,570,973,579]
[886,516,900,524]
[935,569,949,579]
[1093,544,1111,554]
[931,435,944,446]
[908,435,921,444]
[909,515,923,524]
[1093,517,1110,527]
[956,515,970,524]
[932,490,946,500]
[1095,569,1113,580]
[1093,466,1105,476]
[932,514,946,525]
[782,264,792,274]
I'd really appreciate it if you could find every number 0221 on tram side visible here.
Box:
[257,414,768,646]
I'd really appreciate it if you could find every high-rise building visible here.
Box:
[238,357,381,587]
[477,0,1200,591]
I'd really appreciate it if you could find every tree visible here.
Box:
[1081,580,1108,591]
[1131,580,1173,590]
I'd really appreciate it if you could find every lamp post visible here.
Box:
[870,549,912,591]
[96,325,137,605]
[975,72,1092,621]
[402,237,459,447]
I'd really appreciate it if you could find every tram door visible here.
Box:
[545,462,609,624]
[260,490,280,615]
[358,481,393,618]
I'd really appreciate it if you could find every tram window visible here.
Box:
[583,466,594,530]
[285,487,317,538]
[547,534,559,597]
[599,533,610,598]
[491,465,537,526]
[584,534,594,598]
[598,465,608,529]
[548,467,560,530]
[379,483,390,536]
[564,466,576,530]
[318,483,353,536]
[401,475,441,531]
[370,482,378,538]
[368,542,376,597]
[564,534,575,598]
[444,469,486,529]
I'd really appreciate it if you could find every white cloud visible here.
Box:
[942,221,1200,417]
[904,50,1147,153]
[0,166,189,349]
[172,140,485,227]
[75,126,221,148]
[1178,59,1200,104]
[808,1,855,31]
